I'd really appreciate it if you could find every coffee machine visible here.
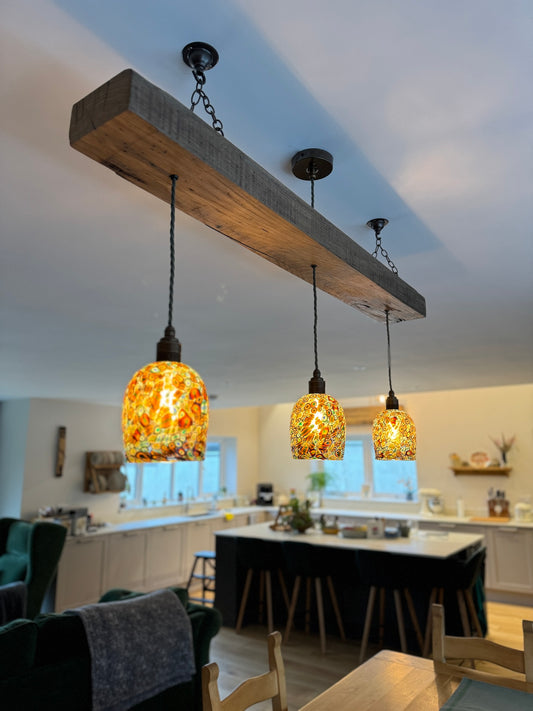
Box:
[257,483,274,506]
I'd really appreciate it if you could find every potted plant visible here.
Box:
[286,497,314,534]
[306,470,331,507]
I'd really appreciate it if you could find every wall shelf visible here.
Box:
[451,466,511,476]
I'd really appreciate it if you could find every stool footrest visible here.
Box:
[191,574,216,581]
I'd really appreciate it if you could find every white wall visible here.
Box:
[0,400,30,517]
[2,384,531,523]
[256,384,533,516]
[1,398,260,522]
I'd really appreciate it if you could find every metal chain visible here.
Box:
[372,235,399,275]
[190,69,224,136]
[385,309,393,392]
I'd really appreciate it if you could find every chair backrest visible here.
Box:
[202,631,287,711]
[0,518,66,618]
[432,603,533,692]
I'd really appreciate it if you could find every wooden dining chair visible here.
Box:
[432,603,533,692]
[202,631,288,711]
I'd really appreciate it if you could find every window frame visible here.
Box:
[123,437,233,506]
[310,429,418,500]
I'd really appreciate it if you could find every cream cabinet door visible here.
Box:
[55,536,106,611]
[103,530,146,592]
[145,524,185,590]
[486,527,533,593]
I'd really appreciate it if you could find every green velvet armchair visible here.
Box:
[0,518,67,618]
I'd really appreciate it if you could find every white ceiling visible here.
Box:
[1,0,532,410]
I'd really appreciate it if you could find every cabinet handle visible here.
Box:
[498,527,518,532]
[76,538,96,544]
[123,532,139,537]
[438,523,456,529]
[163,525,180,531]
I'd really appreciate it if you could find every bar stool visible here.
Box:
[186,550,216,605]
[235,538,289,633]
[358,550,424,663]
[283,541,346,654]
[422,547,486,657]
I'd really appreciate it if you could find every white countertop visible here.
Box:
[215,521,484,558]
[64,503,532,540]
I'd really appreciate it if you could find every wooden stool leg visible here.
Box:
[378,587,386,648]
[423,588,438,658]
[285,575,301,644]
[404,588,424,654]
[236,568,254,633]
[265,570,274,633]
[304,577,312,635]
[359,586,377,664]
[258,570,265,624]
[315,578,327,654]
[457,589,470,636]
[278,569,290,610]
[326,575,346,641]
[393,589,407,653]
[465,588,483,637]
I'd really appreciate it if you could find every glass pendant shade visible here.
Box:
[290,392,346,460]
[372,407,416,461]
[123,360,209,462]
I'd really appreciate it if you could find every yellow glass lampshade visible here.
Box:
[122,360,209,462]
[372,408,416,461]
[290,393,346,460]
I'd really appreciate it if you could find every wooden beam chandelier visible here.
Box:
[69,44,426,325]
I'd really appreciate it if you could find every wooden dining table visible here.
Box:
[298,649,463,710]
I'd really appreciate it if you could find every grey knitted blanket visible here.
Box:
[74,588,195,711]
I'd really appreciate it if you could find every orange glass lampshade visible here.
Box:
[122,360,209,462]
[290,392,346,460]
[372,407,416,461]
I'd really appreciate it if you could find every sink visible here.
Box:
[186,511,218,518]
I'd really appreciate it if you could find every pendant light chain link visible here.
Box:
[168,175,178,328]
[190,69,224,136]
[372,233,399,275]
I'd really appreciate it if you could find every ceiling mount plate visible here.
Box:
[182,42,219,73]
[367,218,389,236]
[291,148,333,181]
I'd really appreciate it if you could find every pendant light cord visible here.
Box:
[312,264,319,372]
[168,174,178,329]
[386,309,393,392]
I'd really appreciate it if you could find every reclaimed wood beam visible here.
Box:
[70,69,426,323]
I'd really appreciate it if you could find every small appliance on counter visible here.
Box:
[514,501,532,522]
[418,488,444,516]
[40,506,89,536]
[256,483,274,506]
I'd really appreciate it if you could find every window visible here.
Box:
[123,437,235,506]
[315,433,417,499]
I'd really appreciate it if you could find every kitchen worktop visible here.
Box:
[62,503,533,539]
[215,521,485,558]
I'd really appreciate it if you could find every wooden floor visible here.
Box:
[208,601,533,711]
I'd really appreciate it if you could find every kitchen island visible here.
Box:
[214,522,485,650]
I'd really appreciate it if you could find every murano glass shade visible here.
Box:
[122,360,209,462]
[372,409,416,461]
[290,393,346,460]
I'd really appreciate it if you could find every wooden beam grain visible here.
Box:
[70,69,426,323]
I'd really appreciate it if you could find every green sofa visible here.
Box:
[0,587,222,710]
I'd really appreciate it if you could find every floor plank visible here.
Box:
[208,601,533,711]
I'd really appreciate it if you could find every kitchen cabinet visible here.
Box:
[104,530,146,591]
[486,527,533,594]
[183,519,216,580]
[145,524,185,589]
[55,536,105,611]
